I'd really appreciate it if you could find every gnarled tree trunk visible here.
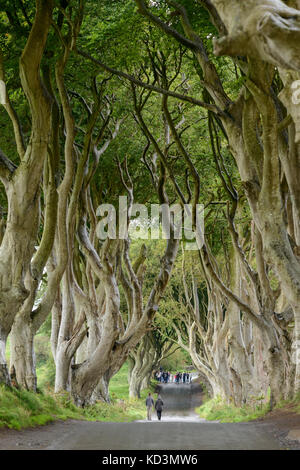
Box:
[0,0,54,385]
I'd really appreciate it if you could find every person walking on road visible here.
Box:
[146,393,154,421]
[155,394,164,421]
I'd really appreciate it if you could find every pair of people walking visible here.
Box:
[145,393,164,421]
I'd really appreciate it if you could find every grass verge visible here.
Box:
[0,386,147,430]
[0,363,152,430]
[196,391,300,423]
[195,395,270,423]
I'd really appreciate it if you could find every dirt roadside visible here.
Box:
[253,404,300,450]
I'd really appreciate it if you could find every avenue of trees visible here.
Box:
[1,0,300,408]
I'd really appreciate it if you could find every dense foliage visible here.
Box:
[0,0,300,412]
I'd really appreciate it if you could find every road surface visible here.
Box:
[0,383,284,450]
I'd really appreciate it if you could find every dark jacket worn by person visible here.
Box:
[155,397,164,411]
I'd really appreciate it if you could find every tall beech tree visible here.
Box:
[0,0,54,386]
[132,0,300,403]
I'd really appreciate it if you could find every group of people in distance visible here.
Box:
[147,367,193,421]
[154,369,191,384]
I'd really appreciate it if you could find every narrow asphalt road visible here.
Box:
[0,384,283,450]
[48,420,281,450]
[0,418,282,450]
